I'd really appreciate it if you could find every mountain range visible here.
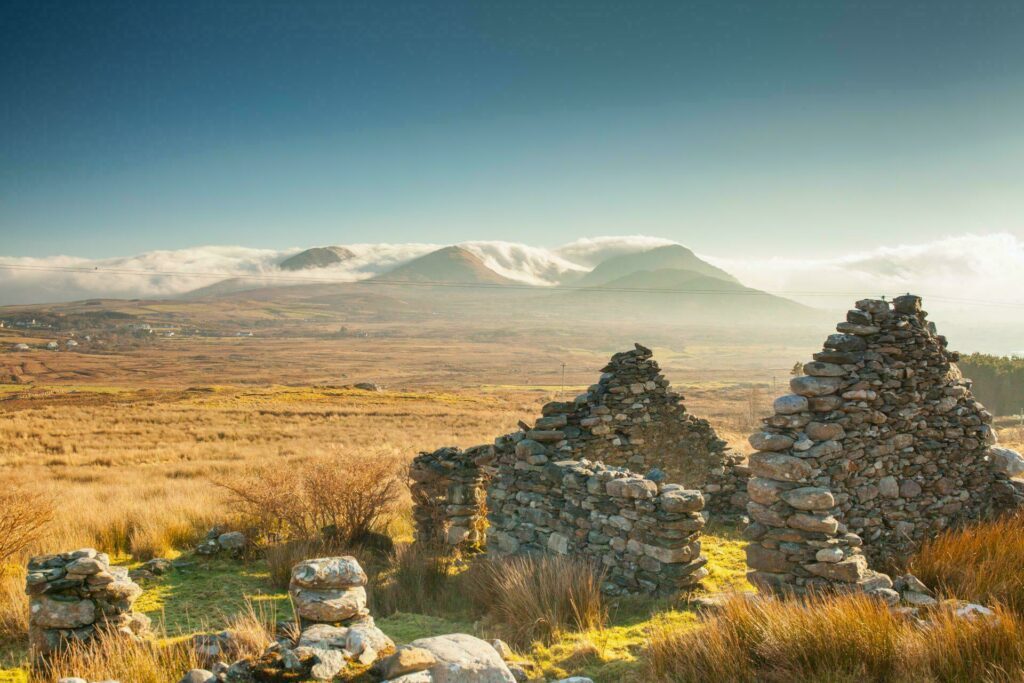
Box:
[174,242,813,323]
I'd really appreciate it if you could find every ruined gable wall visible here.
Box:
[745,295,1024,595]
[532,344,744,516]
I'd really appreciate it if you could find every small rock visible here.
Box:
[178,670,217,683]
[378,645,438,678]
[309,649,347,680]
[490,639,513,660]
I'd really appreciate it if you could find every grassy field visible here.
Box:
[1,337,1022,681]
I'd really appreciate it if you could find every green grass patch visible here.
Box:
[134,557,292,636]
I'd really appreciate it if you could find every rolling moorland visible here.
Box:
[2,245,1024,682]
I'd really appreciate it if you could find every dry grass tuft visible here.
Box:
[911,514,1024,616]
[40,628,203,683]
[646,593,1024,683]
[375,542,459,617]
[464,554,607,648]
[0,566,28,641]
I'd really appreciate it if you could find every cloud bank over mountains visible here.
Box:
[1,233,1021,329]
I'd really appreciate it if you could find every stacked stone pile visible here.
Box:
[745,295,1024,596]
[409,445,493,551]
[488,432,708,596]
[287,556,393,667]
[188,556,395,681]
[26,548,149,657]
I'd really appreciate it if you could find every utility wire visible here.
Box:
[0,262,1021,309]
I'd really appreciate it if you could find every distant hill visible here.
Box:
[279,246,356,271]
[577,245,740,287]
[373,246,515,285]
[178,277,271,299]
[557,268,814,322]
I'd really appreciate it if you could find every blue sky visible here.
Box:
[2,1,1023,258]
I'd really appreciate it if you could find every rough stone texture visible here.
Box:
[291,556,367,589]
[396,633,516,683]
[532,344,741,516]
[287,556,393,668]
[745,295,1024,596]
[410,446,493,551]
[26,548,149,658]
[487,443,708,596]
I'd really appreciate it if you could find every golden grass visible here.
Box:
[911,514,1024,616]
[646,593,1024,683]
[39,629,203,683]
[464,554,608,649]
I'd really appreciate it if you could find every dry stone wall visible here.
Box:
[409,446,491,551]
[745,295,1024,596]
[26,548,149,658]
[487,442,708,596]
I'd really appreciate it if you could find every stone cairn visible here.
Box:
[288,556,394,668]
[26,548,149,658]
[745,295,1024,596]
[409,445,492,551]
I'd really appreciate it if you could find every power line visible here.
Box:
[0,261,1021,309]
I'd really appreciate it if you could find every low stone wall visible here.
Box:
[488,427,707,596]
[26,548,149,657]
[745,295,1024,596]
[409,445,492,551]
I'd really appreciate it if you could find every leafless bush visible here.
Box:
[0,487,53,565]
[219,453,405,547]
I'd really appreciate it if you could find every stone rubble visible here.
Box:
[745,295,1024,596]
[195,529,248,557]
[26,548,150,658]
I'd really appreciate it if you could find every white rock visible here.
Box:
[988,447,1024,478]
[404,633,516,683]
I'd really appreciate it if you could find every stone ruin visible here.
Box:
[409,344,742,595]
[533,344,742,515]
[745,295,1024,597]
[487,447,708,596]
[26,548,149,658]
[409,446,491,551]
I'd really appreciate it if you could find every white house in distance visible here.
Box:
[12,343,30,351]
[46,341,58,350]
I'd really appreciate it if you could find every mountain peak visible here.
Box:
[279,246,356,271]
[374,245,514,285]
[577,244,740,287]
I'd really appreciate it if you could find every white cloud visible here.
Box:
[459,241,587,285]
[554,235,677,267]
